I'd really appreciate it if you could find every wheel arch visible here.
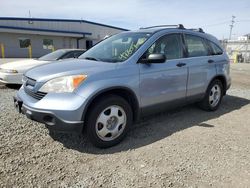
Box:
[82,86,140,124]
[208,75,227,95]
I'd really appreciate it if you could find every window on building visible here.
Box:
[43,39,54,49]
[19,38,31,48]
[185,35,209,57]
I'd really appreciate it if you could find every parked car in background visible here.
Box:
[0,49,86,84]
[14,25,231,148]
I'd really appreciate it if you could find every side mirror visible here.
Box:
[141,53,166,64]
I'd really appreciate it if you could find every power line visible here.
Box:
[201,19,250,28]
[236,19,250,23]
[202,21,230,27]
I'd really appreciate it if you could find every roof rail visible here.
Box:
[140,24,185,30]
[188,28,205,33]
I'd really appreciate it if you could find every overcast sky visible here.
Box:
[1,0,250,39]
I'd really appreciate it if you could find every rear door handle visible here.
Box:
[208,59,214,63]
[176,62,186,67]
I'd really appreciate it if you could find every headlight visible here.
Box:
[22,76,28,84]
[39,75,87,93]
[0,68,18,73]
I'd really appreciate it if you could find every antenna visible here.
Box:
[229,15,236,40]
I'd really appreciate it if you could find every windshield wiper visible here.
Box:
[84,57,100,61]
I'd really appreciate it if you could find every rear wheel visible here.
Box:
[199,79,223,111]
[86,95,132,148]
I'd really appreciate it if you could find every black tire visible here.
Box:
[86,95,133,148]
[199,79,224,111]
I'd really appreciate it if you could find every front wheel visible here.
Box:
[86,95,132,148]
[199,79,224,111]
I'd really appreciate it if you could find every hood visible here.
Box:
[25,58,118,82]
[0,59,49,73]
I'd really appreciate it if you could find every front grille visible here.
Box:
[24,86,47,100]
[23,77,47,100]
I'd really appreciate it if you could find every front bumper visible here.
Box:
[14,91,85,133]
[0,72,23,84]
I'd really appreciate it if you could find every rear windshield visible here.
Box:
[39,49,67,61]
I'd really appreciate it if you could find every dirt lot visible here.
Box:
[0,63,250,187]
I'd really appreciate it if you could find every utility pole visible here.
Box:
[229,15,236,40]
[245,35,249,63]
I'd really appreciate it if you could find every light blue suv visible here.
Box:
[14,25,231,148]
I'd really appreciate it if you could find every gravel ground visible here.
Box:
[0,63,250,187]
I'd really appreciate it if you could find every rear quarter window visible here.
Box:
[209,41,223,55]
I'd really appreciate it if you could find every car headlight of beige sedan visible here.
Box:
[0,68,18,73]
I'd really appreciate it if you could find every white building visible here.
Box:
[238,34,250,41]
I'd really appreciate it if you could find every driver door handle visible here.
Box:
[208,59,215,63]
[176,62,186,67]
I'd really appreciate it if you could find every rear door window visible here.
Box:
[185,35,209,57]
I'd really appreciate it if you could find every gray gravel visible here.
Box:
[0,63,250,187]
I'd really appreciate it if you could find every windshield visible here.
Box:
[79,32,151,63]
[39,49,67,61]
